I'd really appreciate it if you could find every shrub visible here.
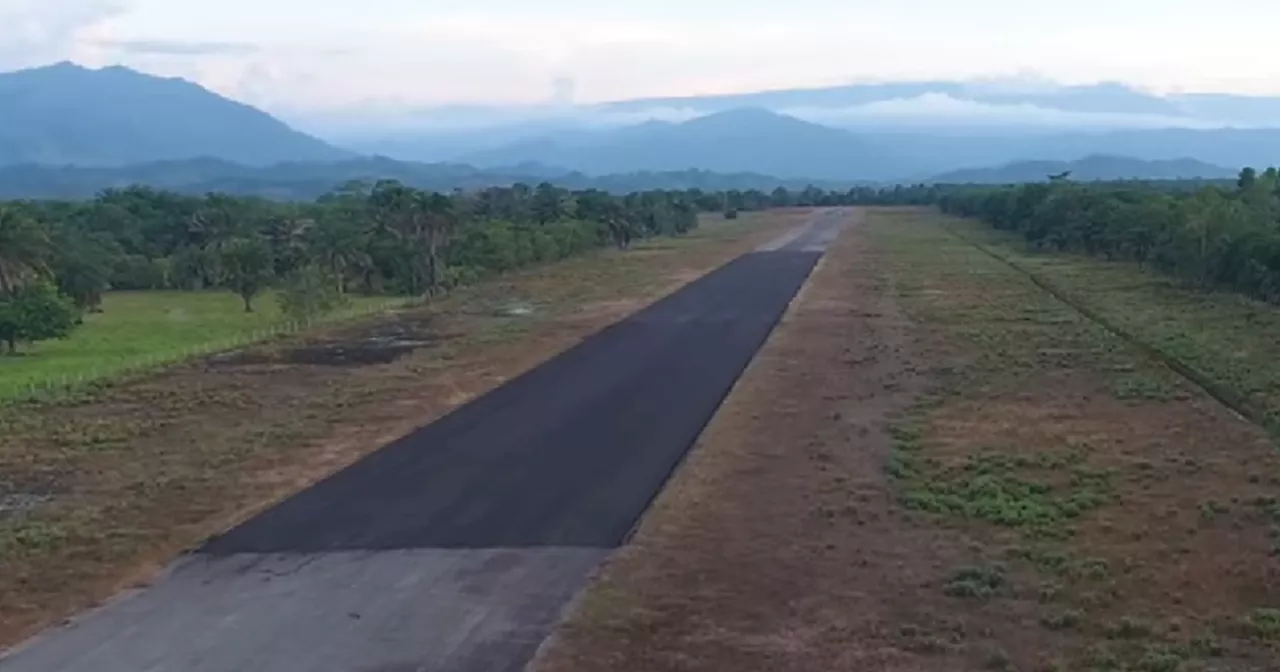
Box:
[277,265,348,322]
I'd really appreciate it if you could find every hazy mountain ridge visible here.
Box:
[4,62,1279,189]
[929,155,1237,184]
[461,108,904,181]
[451,109,1280,182]
[0,62,350,167]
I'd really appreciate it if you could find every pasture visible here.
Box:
[0,291,392,400]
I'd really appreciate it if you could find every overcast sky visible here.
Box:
[5,0,1280,114]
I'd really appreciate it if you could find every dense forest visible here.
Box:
[0,181,723,351]
[4,169,1278,353]
[0,181,871,352]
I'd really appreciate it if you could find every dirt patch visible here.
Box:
[0,210,804,651]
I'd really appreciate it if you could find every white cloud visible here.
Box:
[0,0,124,68]
[778,94,1234,130]
[8,0,1280,123]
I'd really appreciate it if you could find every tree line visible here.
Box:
[934,168,1280,303]
[5,180,914,353]
[0,180,737,352]
[14,168,1264,355]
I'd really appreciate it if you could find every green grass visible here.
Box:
[0,290,393,400]
[867,208,1280,670]
[948,218,1280,439]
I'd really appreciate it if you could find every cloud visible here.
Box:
[97,39,259,56]
[0,0,125,69]
[775,94,1232,130]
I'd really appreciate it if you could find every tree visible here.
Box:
[0,282,78,354]
[0,206,51,295]
[531,182,568,225]
[218,236,274,312]
[307,211,369,294]
[49,227,115,311]
[1238,167,1258,191]
[770,187,792,208]
[419,190,458,291]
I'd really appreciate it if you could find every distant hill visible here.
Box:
[929,155,1238,184]
[0,157,858,201]
[461,108,901,181]
[0,62,351,167]
[433,109,1280,182]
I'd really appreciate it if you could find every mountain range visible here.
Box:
[0,62,349,167]
[0,62,1275,193]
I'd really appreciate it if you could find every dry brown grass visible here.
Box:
[533,207,1280,672]
[0,210,803,650]
[534,209,950,671]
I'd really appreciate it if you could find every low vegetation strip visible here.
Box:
[876,208,1280,671]
[534,208,1280,672]
[0,210,800,651]
[949,214,1280,441]
[937,219,1276,437]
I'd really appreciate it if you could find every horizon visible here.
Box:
[5,0,1280,121]
[11,59,1280,138]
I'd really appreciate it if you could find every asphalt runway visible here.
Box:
[1,209,849,672]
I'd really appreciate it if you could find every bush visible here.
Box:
[112,254,170,290]
[277,266,348,322]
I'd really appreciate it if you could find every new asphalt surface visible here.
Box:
[1,209,849,672]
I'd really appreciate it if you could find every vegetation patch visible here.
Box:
[943,564,1007,599]
[893,448,1115,538]
[869,208,1280,671]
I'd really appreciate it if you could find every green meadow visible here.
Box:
[0,291,392,400]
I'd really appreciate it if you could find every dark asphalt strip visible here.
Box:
[202,250,823,554]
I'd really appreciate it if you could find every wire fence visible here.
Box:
[1,295,424,404]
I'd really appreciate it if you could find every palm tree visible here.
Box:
[0,206,51,296]
[308,213,370,294]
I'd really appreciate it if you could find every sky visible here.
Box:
[5,0,1280,118]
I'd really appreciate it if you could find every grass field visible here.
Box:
[943,219,1280,439]
[534,208,1280,672]
[874,209,1280,670]
[0,291,395,401]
